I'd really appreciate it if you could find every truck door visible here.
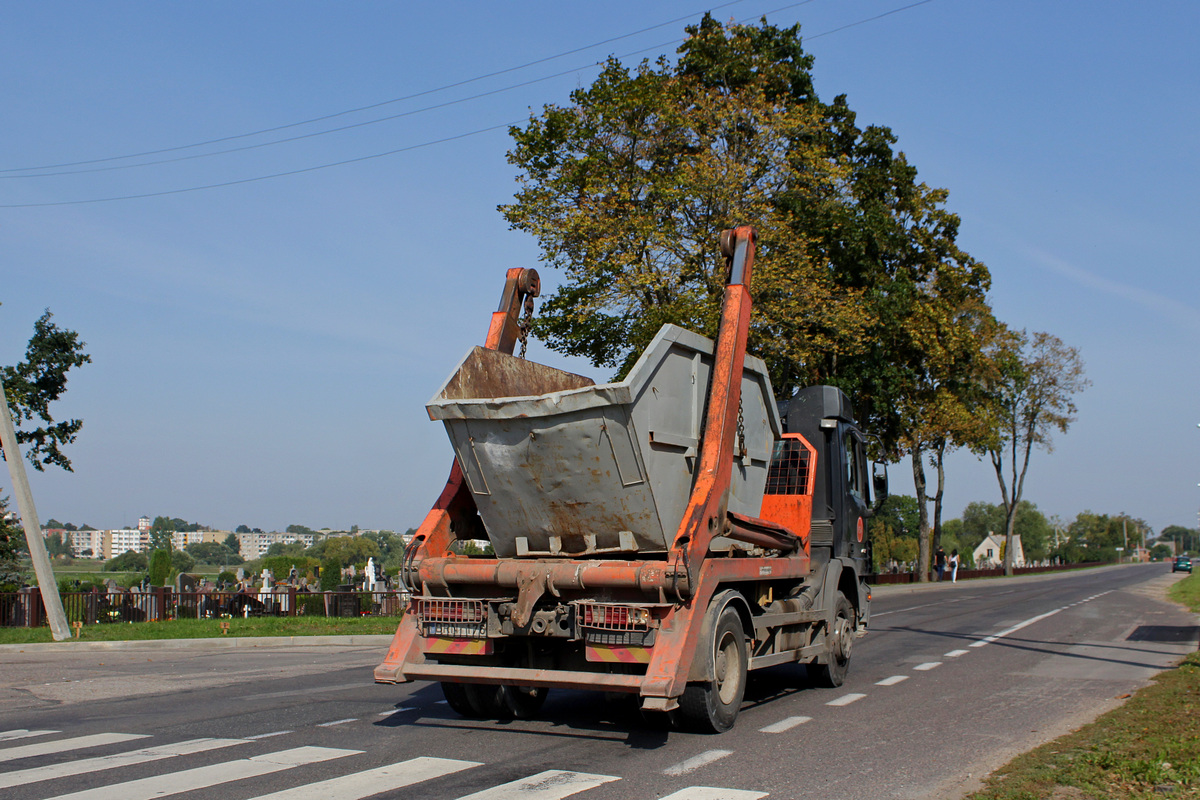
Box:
[840,426,871,567]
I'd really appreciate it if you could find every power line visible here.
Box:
[0,0,751,175]
[4,0,822,181]
[0,0,939,208]
[0,122,520,208]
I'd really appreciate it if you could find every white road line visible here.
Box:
[0,733,150,763]
[659,788,768,799]
[456,769,620,799]
[0,730,57,742]
[316,718,357,727]
[0,738,245,790]
[944,649,969,658]
[245,731,292,740]
[758,715,811,733]
[663,750,734,777]
[913,662,942,671]
[969,607,1065,648]
[876,675,909,686]
[826,693,866,707]
[245,756,481,800]
[41,746,360,800]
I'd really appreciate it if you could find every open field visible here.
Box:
[0,615,400,645]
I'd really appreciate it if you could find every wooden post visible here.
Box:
[0,377,72,641]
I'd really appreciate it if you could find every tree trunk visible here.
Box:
[932,440,947,553]
[911,444,931,582]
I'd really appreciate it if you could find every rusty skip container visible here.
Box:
[426,323,782,558]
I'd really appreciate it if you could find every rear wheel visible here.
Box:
[500,685,548,719]
[674,601,748,733]
[808,592,854,688]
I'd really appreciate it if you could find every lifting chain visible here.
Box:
[517,291,535,360]
[736,399,747,460]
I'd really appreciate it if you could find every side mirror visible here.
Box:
[872,462,889,511]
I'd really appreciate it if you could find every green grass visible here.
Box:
[1169,569,1200,613]
[0,615,401,645]
[966,571,1200,800]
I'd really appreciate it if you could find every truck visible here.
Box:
[374,226,887,732]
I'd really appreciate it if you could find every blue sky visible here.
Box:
[3,1,1198,538]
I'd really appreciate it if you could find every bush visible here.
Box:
[216,570,236,586]
[252,555,320,583]
[320,558,342,591]
[104,550,148,572]
[147,549,171,586]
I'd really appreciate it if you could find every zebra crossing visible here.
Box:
[0,728,767,800]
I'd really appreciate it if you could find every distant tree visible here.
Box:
[147,549,171,586]
[286,524,315,536]
[320,536,381,568]
[319,557,342,591]
[170,549,195,574]
[185,541,241,565]
[1161,525,1199,555]
[0,309,92,471]
[149,516,176,551]
[80,524,96,531]
[0,497,28,590]
[976,329,1089,575]
[223,533,241,553]
[951,500,1052,562]
[235,525,252,534]
[265,542,306,558]
[104,550,148,572]
[43,530,72,558]
[1150,543,1173,560]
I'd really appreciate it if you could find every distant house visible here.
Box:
[973,533,1024,569]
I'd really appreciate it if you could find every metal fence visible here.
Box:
[0,587,410,628]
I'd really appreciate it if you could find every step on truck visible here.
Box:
[375,226,888,732]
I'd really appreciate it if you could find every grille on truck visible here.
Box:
[578,603,649,631]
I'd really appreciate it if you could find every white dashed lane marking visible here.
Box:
[913,662,942,671]
[875,675,909,686]
[659,788,767,799]
[316,719,357,728]
[245,731,291,740]
[0,730,58,743]
[758,716,812,733]
[825,693,866,707]
[663,750,734,776]
[944,649,969,658]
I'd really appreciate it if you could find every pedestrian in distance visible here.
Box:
[934,546,947,581]
[949,549,960,583]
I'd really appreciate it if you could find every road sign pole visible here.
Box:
[0,377,71,641]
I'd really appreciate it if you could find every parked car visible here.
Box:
[1172,556,1192,573]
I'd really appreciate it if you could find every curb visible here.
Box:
[0,633,395,654]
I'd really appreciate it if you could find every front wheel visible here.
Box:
[674,600,748,733]
[808,592,855,688]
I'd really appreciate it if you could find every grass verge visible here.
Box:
[0,615,400,645]
[966,571,1200,800]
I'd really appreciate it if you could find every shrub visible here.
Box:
[147,549,171,586]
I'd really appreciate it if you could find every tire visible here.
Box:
[440,682,479,717]
[674,602,748,733]
[808,592,854,688]
[500,685,548,719]
[441,682,506,718]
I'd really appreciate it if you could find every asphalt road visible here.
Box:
[1,563,1195,800]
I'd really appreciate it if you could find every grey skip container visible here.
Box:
[427,324,782,558]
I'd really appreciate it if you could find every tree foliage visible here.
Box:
[0,497,27,590]
[103,550,148,572]
[977,329,1089,574]
[1,310,92,471]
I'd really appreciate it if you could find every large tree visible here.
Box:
[1,309,92,471]
[977,329,1089,575]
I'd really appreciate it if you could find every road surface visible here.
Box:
[1,563,1195,800]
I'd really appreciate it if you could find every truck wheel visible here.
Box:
[441,682,505,718]
[809,592,854,688]
[441,682,482,717]
[675,603,747,733]
[500,685,548,719]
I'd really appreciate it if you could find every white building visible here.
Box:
[108,528,148,558]
[973,533,1024,569]
[68,529,105,559]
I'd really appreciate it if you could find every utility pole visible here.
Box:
[0,377,71,641]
